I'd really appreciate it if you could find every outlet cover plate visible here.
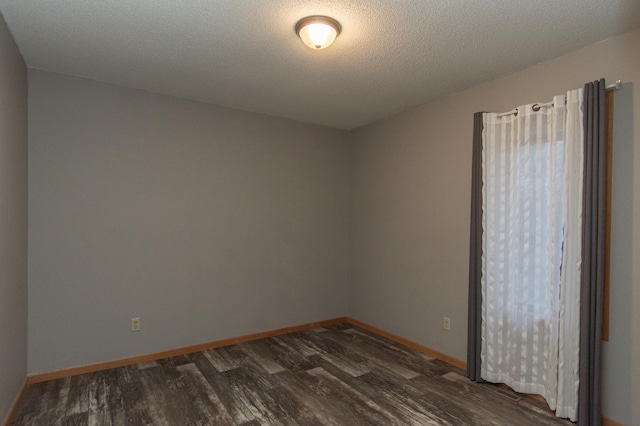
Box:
[131,317,141,332]
[443,317,451,331]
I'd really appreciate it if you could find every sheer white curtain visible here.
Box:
[480,89,583,421]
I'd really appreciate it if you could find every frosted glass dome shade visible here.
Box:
[295,16,341,50]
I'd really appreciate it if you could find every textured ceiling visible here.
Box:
[1,1,639,130]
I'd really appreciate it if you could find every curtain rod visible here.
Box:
[497,80,622,117]
[606,80,622,91]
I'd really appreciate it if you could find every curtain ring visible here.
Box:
[532,102,554,111]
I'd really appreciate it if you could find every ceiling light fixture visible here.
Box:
[295,16,341,50]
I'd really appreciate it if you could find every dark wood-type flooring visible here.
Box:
[9,323,574,425]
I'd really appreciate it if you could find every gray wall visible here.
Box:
[0,12,27,422]
[350,28,640,425]
[28,70,350,374]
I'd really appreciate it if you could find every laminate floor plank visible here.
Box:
[65,412,90,426]
[10,324,575,425]
[262,384,307,424]
[306,366,400,425]
[51,377,72,423]
[10,378,64,425]
[139,365,185,425]
[268,336,319,373]
[155,361,211,425]
[280,371,366,425]
[87,371,112,426]
[238,340,287,375]
[65,372,90,422]
[202,348,240,373]
[118,380,153,425]
[194,361,258,424]
[301,334,370,378]
[309,356,441,425]
[101,370,125,425]
[176,362,235,424]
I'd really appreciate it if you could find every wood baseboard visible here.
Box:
[26,317,348,384]
[2,379,27,426]
[602,416,626,426]
[345,317,467,370]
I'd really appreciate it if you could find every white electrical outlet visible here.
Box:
[443,317,451,331]
[131,317,141,332]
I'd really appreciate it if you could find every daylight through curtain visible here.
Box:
[477,90,584,421]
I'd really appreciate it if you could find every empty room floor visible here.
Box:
[9,324,573,425]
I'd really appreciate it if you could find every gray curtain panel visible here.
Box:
[467,111,483,382]
[578,78,607,426]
